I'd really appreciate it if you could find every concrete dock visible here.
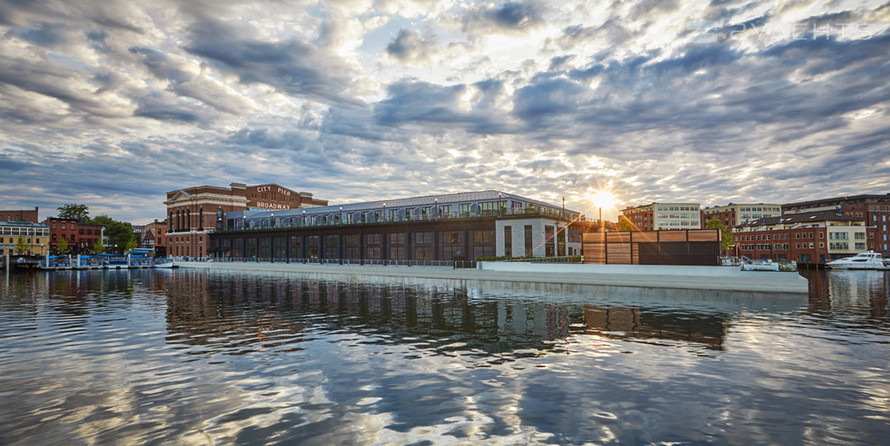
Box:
[177,261,809,294]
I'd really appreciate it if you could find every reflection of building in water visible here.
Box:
[825,271,889,319]
[584,306,727,349]
[163,271,739,357]
[164,272,583,357]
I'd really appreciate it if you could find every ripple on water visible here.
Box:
[0,269,889,444]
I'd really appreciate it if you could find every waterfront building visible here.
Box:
[77,223,104,254]
[620,203,701,231]
[166,182,328,258]
[700,203,781,228]
[782,194,890,256]
[0,221,49,256]
[209,190,584,261]
[1,207,39,223]
[733,212,867,263]
[139,220,168,257]
[45,217,81,254]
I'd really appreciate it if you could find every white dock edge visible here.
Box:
[477,262,809,293]
[176,261,809,294]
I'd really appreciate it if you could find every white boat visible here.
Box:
[741,259,780,271]
[152,258,177,268]
[826,251,890,270]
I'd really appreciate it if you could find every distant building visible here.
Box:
[782,194,890,256]
[0,221,49,256]
[209,190,583,261]
[734,212,867,263]
[139,220,168,257]
[620,203,701,231]
[701,203,781,228]
[1,207,39,223]
[77,223,104,254]
[166,182,328,258]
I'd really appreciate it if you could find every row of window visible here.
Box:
[741,241,870,251]
[211,230,499,261]
[0,237,45,244]
[0,227,49,236]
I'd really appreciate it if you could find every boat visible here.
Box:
[739,257,797,272]
[826,251,890,270]
[152,258,177,268]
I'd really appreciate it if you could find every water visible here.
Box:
[0,268,887,445]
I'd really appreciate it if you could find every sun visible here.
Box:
[589,190,617,209]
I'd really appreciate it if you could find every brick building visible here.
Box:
[210,190,582,261]
[734,212,867,263]
[43,217,104,254]
[782,194,890,256]
[620,203,701,231]
[701,203,781,228]
[139,220,169,257]
[1,207,39,223]
[166,182,327,258]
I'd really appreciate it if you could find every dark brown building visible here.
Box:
[166,182,328,258]
[1,207,39,223]
[44,217,102,254]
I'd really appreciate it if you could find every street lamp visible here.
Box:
[383,203,387,222]
[271,213,274,227]
[434,198,438,220]
[339,206,343,225]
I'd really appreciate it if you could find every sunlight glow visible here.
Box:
[589,190,617,210]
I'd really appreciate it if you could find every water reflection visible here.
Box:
[1,268,888,445]
[161,270,789,362]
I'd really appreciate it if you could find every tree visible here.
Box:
[93,240,106,254]
[705,218,735,252]
[617,215,636,232]
[58,204,90,222]
[57,237,70,255]
[15,237,28,254]
[90,215,136,254]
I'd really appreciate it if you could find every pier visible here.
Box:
[177,260,809,294]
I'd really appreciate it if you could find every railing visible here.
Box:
[176,256,478,269]
[211,206,591,233]
[506,255,583,263]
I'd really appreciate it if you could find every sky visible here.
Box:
[1,0,888,224]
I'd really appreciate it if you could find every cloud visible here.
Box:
[385,29,440,65]
[184,18,360,106]
[1,0,889,224]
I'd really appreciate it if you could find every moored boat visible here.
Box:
[826,251,890,270]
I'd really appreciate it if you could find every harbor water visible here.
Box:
[0,268,887,444]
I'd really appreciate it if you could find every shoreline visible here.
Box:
[176,261,810,295]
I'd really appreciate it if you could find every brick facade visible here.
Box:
[166,182,327,258]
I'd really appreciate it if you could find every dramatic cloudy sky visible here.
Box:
[1,0,888,223]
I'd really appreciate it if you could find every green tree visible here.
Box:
[617,215,636,232]
[57,204,90,222]
[93,240,106,254]
[705,218,735,252]
[15,237,28,254]
[90,215,136,254]
[57,237,70,255]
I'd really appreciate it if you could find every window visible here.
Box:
[388,233,407,260]
[344,234,360,259]
[472,229,495,259]
[442,231,463,260]
[414,231,432,260]
[504,226,512,257]
[365,234,382,259]
[524,225,533,257]
[324,235,340,259]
